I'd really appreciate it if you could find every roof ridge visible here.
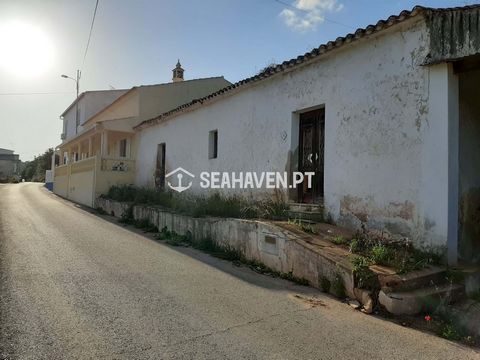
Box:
[137,76,227,88]
[135,5,431,131]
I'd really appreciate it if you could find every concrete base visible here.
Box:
[378,283,464,315]
[96,198,360,304]
[95,198,465,317]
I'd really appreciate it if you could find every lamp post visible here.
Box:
[61,70,81,135]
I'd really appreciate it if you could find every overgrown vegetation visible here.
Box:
[105,185,289,220]
[312,224,444,275]
[288,218,318,234]
[351,256,379,291]
[331,235,348,245]
[21,148,55,182]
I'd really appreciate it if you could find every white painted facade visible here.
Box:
[60,90,128,142]
[134,15,472,260]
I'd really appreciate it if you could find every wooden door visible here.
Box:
[298,109,325,203]
[155,143,166,189]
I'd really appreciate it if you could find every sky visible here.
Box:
[0,0,477,161]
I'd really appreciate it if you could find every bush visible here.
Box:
[370,244,392,265]
[332,235,348,246]
[351,256,379,291]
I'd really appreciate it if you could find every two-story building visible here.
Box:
[53,62,230,207]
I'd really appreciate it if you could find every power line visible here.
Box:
[272,0,355,30]
[82,0,100,68]
[0,92,73,96]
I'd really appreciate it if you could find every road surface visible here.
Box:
[0,183,478,359]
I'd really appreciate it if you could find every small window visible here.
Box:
[119,139,127,157]
[209,130,218,159]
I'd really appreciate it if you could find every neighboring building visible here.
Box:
[133,6,480,265]
[0,148,20,181]
[60,89,129,143]
[53,62,231,207]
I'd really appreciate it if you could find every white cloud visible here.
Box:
[279,0,344,32]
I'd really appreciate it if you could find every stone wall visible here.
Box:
[96,197,358,303]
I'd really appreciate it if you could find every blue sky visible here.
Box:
[0,0,477,160]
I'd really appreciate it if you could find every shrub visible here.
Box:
[370,244,392,265]
[332,235,348,246]
[441,322,462,341]
[349,238,360,253]
[351,256,379,291]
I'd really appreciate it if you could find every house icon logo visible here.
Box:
[165,167,195,193]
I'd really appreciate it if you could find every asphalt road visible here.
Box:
[0,183,478,360]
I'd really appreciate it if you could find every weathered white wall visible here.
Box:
[135,18,451,250]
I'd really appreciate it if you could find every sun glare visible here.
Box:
[0,21,54,78]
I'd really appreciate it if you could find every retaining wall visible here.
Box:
[96,197,359,302]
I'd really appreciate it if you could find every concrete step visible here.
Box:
[373,265,448,292]
[378,283,465,315]
[288,202,323,213]
[286,210,324,223]
[449,266,480,297]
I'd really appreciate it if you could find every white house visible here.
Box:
[133,5,480,265]
[60,89,129,145]
[53,63,231,207]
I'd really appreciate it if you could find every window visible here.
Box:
[119,139,127,158]
[209,130,218,159]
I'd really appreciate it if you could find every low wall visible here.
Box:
[53,173,68,198]
[96,198,358,302]
[69,170,95,207]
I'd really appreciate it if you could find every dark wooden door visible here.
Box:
[155,143,166,189]
[298,109,325,203]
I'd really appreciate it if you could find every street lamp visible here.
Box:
[61,70,81,134]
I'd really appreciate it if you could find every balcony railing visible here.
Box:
[100,158,135,173]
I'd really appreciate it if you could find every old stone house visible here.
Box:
[132,5,480,265]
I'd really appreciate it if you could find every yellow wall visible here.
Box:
[69,170,95,207]
[94,158,135,199]
[53,174,69,198]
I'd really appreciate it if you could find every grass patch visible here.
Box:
[331,235,348,246]
[288,218,318,234]
[105,185,290,220]
[347,227,443,274]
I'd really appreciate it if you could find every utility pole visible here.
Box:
[61,70,82,135]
